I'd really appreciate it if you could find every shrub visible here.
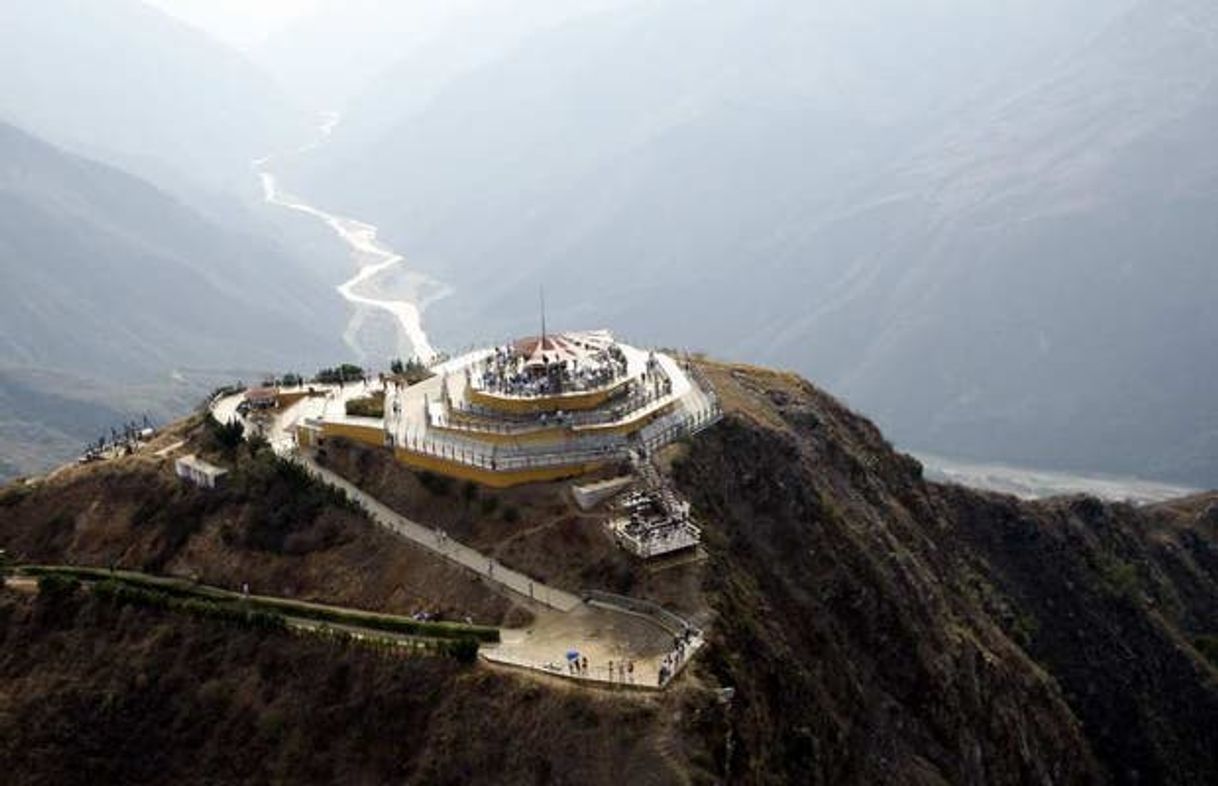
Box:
[247,433,271,454]
[0,484,32,508]
[389,358,433,385]
[1097,555,1141,599]
[93,578,287,632]
[24,566,498,643]
[345,393,385,418]
[462,481,479,504]
[417,471,453,497]
[502,506,521,524]
[37,573,79,598]
[314,364,365,384]
[440,637,480,665]
[1196,635,1218,667]
[206,414,245,450]
[234,451,360,553]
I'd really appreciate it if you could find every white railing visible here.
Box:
[438,373,674,435]
[395,431,629,472]
[637,400,723,455]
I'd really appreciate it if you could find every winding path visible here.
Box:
[209,387,702,688]
[298,454,581,612]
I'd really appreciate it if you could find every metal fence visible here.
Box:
[581,590,698,636]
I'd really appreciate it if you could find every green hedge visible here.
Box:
[345,394,385,418]
[17,565,499,643]
[247,593,499,642]
[93,579,286,631]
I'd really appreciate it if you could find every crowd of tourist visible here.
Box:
[607,659,636,683]
[476,341,629,398]
[657,627,698,686]
[557,656,642,683]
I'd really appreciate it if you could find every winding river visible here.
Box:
[254,113,447,362]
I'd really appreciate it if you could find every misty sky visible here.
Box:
[143,0,320,46]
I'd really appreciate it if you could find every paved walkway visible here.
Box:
[153,439,186,458]
[208,390,704,688]
[297,454,582,612]
[294,454,705,689]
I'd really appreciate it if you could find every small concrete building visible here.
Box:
[244,387,279,410]
[175,454,228,490]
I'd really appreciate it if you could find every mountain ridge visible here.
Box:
[3,359,1215,783]
[0,119,348,480]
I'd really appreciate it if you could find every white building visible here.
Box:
[175,454,228,490]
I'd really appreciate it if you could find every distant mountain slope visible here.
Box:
[0,121,345,379]
[292,0,1123,316]
[0,121,347,478]
[252,0,630,111]
[285,0,1214,485]
[754,0,1218,484]
[0,0,309,190]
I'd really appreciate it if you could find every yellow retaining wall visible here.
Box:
[433,399,677,448]
[574,401,676,438]
[467,377,631,415]
[434,400,675,445]
[393,447,604,489]
[320,421,386,448]
[429,423,570,446]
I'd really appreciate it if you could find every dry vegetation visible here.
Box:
[4,361,1218,784]
[317,438,708,616]
[0,415,519,626]
[0,588,705,785]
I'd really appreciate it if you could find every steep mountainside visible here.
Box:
[675,362,1218,783]
[0,121,348,480]
[3,362,1215,783]
[0,0,309,190]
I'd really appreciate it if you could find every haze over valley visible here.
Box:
[2,0,1215,491]
[5,4,1218,784]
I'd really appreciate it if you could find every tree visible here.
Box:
[207,414,245,450]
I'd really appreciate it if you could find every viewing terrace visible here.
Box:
[258,330,721,488]
[466,330,647,415]
[606,454,703,559]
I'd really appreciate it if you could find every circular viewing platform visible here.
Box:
[466,330,648,415]
[291,328,721,488]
